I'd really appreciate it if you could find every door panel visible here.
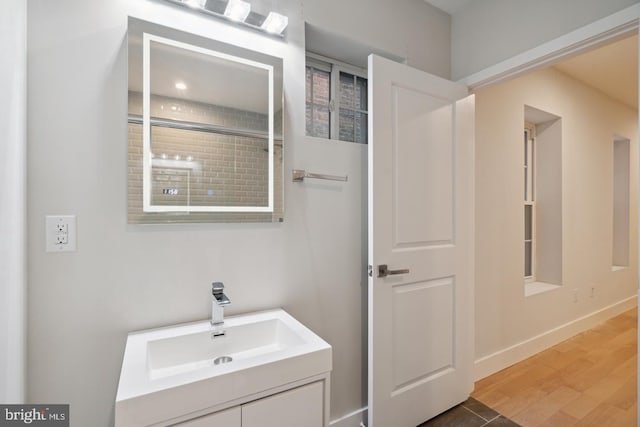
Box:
[393,86,453,247]
[392,277,454,389]
[368,54,475,427]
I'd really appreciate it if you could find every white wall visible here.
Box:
[303,0,450,78]
[451,0,639,80]
[0,0,27,404]
[26,1,450,426]
[475,66,638,370]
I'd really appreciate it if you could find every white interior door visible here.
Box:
[367,54,475,427]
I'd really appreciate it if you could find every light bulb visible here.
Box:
[183,0,206,9]
[224,0,251,22]
[261,12,288,34]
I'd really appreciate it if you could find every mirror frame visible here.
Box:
[127,17,284,224]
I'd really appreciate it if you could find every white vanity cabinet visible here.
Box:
[174,381,325,427]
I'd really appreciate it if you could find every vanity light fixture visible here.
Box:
[166,0,288,36]
[224,0,251,22]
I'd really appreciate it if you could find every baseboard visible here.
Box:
[330,407,367,427]
[474,295,637,381]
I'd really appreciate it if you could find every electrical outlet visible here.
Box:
[46,215,77,252]
[55,233,68,244]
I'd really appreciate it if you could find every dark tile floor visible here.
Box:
[417,397,521,427]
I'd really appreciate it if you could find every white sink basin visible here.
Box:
[115,309,332,426]
[146,316,308,379]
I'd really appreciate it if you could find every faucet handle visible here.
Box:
[212,282,225,294]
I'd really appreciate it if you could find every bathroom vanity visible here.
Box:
[115,309,332,426]
[174,381,325,427]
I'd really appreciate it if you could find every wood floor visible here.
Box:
[472,308,637,426]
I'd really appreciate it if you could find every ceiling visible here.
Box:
[423,0,637,110]
[552,34,638,110]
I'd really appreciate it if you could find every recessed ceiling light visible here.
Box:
[224,0,251,22]
[175,82,187,90]
[261,12,288,35]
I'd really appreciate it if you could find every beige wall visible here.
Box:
[475,66,638,361]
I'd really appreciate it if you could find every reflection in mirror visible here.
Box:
[127,17,284,223]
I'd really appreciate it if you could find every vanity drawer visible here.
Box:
[174,406,240,427]
[242,381,324,427]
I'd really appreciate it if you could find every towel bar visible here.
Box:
[292,169,348,182]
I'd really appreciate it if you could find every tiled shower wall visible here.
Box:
[128,92,283,223]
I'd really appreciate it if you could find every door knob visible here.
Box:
[377,264,410,278]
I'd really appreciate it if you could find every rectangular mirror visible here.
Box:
[128,17,284,223]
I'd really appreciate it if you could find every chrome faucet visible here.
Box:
[211,282,230,337]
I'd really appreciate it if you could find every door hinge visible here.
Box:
[368,265,373,277]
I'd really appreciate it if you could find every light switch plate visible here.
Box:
[46,215,77,252]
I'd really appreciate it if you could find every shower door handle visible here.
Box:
[377,264,410,278]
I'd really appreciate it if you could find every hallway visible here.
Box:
[472,309,637,426]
